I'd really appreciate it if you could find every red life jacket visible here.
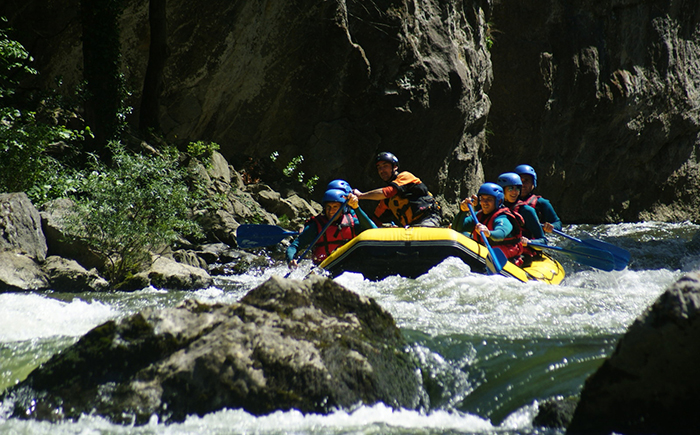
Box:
[511,202,539,258]
[472,207,524,260]
[310,213,357,263]
[520,194,540,209]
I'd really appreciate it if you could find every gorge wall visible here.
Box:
[3,0,700,223]
[487,0,700,222]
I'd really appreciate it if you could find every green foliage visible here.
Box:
[0,22,89,198]
[187,140,220,160]
[485,21,498,51]
[65,142,203,284]
[278,214,291,229]
[305,175,319,193]
[0,106,90,197]
[187,140,220,171]
[270,152,319,193]
[0,17,36,98]
[283,155,304,177]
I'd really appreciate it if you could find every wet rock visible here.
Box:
[172,249,208,270]
[533,396,577,429]
[3,276,424,424]
[141,256,213,290]
[567,271,700,435]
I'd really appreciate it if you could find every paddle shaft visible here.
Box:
[294,199,350,263]
[529,241,615,271]
[550,227,630,270]
[551,228,583,244]
[468,203,504,274]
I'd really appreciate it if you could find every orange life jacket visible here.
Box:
[374,171,438,226]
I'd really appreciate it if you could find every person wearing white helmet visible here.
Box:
[514,164,562,232]
[353,152,441,227]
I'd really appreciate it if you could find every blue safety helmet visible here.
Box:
[375,152,399,168]
[322,188,347,204]
[497,172,523,188]
[477,182,504,207]
[326,179,352,195]
[514,164,537,187]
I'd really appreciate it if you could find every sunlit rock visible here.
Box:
[2,275,424,424]
[0,192,47,262]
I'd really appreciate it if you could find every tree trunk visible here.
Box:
[80,0,124,161]
[139,0,167,135]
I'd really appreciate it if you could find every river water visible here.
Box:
[1,222,699,435]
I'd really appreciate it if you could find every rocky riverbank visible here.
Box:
[0,151,319,293]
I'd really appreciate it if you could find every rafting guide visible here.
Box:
[353,152,441,228]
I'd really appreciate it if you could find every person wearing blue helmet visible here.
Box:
[514,164,562,232]
[354,152,441,227]
[326,179,357,218]
[286,188,376,266]
[452,182,524,262]
[497,172,548,261]
[326,179,352,196]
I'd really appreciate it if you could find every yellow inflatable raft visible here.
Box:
[319,227,565,284]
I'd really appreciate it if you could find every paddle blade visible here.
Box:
[530,242,616,272]
[550,228,630,271]
[582,239,631,270]
[564,244,616,272]
[467,203,505,275]
[485,247,508,275]
[236,224,298,248]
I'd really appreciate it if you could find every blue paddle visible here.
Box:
[236,224,299,248]
[529,241,616,272]
[549,227,630,270]
[468,203,507,274]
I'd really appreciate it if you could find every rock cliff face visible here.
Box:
[3,0,700,223]
[487,0,700,223]
[2,0,492,215]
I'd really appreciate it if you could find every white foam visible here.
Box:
[0,293,115,342]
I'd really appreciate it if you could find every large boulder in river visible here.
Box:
[3,275,423,424]
[567,271,700,434]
